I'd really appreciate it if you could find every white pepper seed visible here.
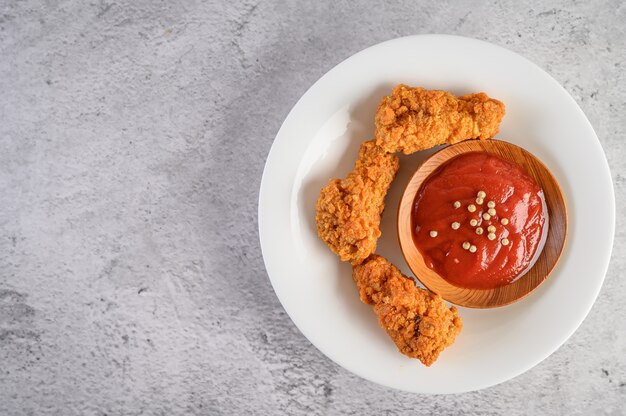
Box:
[453,201,461,209]
[429,230,438,238]
[469,245,477,253]
[483,213,491,221]
[477,191,486,199]
[468,204,476,213]
[476,197,484,205]
[488,232,496,241]
[488,208,496,216]
[487,201,496,208]
[502,238,510,246]
[451,222,460,230]
[469,219,478,227]
[475,227,484,235]
[501,218,509,225]
[462,241,470,250]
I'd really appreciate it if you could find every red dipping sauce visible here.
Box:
[412,152,547,289]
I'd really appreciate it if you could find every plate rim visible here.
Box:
[258,34,616,394]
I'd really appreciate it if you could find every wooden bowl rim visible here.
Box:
[397,139,568,308]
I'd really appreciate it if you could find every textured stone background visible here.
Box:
[1,0,625,414]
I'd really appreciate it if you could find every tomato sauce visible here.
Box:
[412,152,547,289]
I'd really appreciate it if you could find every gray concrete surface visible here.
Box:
[1,0,625,414]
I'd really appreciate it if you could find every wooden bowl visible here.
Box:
[397,140,568,308]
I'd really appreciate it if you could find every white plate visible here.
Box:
[258,35,615,394]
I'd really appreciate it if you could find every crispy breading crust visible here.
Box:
[353,255,462,366]
[375,84,505,154]
[315,140,399,265]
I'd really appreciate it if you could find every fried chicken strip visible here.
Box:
[353,255,462,366]
[315,140,399,265]
[375,84,506,154]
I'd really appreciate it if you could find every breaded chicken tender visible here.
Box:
[375,84,505,154]
[353,255,462,366]
[315,141,399,265]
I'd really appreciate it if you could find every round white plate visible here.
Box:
[258,35,615,394]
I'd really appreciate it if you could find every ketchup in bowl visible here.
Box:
[412,152,547,290]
